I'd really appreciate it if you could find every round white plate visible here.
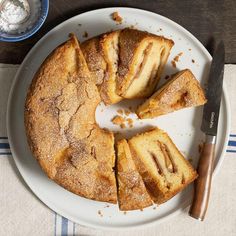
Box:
[7,7,230,230]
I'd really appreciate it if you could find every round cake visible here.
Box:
[24,29,174,205]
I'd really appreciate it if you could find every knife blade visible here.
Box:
[189,41,225,221]
[201,41,225,136]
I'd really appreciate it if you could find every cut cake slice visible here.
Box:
[81,31,122,105]
[116,28,174,99]
[137,69,207,119]
[128,128,198,204]
[117,139,153,210]
[81,28,174,104]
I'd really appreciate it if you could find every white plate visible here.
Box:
[7,7,230,230]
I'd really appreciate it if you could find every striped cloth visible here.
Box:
[0,64,235,236]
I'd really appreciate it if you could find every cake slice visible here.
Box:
[80,37,106,86]
[137,69,207,119]
[81,31,122,105]
[117,139,153,210]
[116,28,174,99]
[99,31,123,104]
[128,128,198,204]
[81,28,173,104]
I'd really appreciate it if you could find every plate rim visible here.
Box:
[6,7,231,230]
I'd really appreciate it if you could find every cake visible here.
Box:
[117,139,153,210]
[116,28,174,99]
[80,36,106,86]
[25,31,198,209]
[137,69,207,119]
[81,28,174,104]
[25,34,117,203]
[81,31,122,104]
[128,128,198,204]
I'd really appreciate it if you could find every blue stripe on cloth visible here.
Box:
[61,216,68,236]
[228,141,236,146]
[73,222,75,236]
[0,152,12,155]
[230,134,236,137]
[226,150,236,153]
[0,143,10,149]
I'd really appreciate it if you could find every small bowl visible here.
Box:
[0,0,49,42]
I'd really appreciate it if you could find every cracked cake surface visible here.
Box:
[25,34,117,203]
[25,31,198,209]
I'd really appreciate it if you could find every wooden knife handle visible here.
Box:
[189,135,216,221]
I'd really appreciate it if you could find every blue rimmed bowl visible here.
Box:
[0,0,49,42]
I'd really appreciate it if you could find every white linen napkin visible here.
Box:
[0,64,235,236]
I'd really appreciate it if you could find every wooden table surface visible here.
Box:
[0,0,235,64]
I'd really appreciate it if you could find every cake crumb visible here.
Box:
[192,59,195,63]
[140,209,143,212]
[173,52,183,62]
[78,23,82,26]
[188,48,191,51]
[111,12,123,24]
[123,211,127,215]
[188,158,193,163]
[124,109,131,116]
[83,31,88,38]
[164,75,170,80]
[112,115,125,125]
[126,118,133,128]
[98,210,103,217]
[171,60,176,68]
[117,109,124,115]
[171,52,183,68]
[153,206,156,210]
[120,123,126,129]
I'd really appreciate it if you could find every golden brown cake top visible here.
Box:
[137,69,207,118]
[81,36,106,86]
[25,34,117,203]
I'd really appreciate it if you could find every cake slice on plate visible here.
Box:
[81,30,123,105]
[117,139,153,210]
[116,28,174,99]
[81,28,174,104]
[128,128,198,204]
[137,69,207,119]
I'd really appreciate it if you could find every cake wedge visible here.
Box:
[117,139,153,210]
[137,69,207,119]
[116,28,174,99]
[128,128,198,204]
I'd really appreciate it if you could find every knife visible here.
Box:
[189,41,225,221]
